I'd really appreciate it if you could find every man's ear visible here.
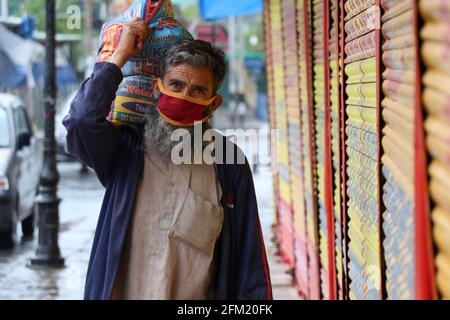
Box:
[152,78,161,98]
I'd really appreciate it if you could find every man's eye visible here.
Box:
[170,83,180,90]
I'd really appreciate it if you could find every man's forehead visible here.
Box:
[163,64,213,86]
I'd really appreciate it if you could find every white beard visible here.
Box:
[143,108,211,162]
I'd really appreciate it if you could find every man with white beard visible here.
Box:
[63,19,272,300]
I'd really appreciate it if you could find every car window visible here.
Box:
[13,107,30,137]
[19,108,32,134]
[0,107,10,147]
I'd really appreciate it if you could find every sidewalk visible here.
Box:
[265,232,301,300]
[252,164,301,300]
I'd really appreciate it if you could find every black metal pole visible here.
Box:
[28,0,64,268]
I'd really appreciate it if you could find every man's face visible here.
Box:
[145,63,217,160]
[155,63,215,99]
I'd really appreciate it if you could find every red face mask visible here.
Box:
[156,78,223,126]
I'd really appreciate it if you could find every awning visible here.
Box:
[199,0,262,21]
[0,24,75,89]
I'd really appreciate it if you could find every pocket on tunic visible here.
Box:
[169,188,224,256]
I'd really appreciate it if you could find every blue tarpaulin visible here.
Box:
[0,23,75,89]
[199,0,262,21]
[0,49,28,88]
[0,52,75,89]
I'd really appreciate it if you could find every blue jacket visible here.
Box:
[63,62,272,300]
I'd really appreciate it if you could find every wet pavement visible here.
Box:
[0,162,101,299]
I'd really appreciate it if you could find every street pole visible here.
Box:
[28,0,64,268]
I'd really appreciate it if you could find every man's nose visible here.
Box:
[181,87,190,97]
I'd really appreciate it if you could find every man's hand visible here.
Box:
[110,19,151,69]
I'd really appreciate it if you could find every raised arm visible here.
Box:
[63,62,123,186]
[62,19,150,186]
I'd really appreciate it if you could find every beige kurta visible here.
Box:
[111,153,224,300]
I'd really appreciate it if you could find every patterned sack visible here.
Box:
[97,0,193,125]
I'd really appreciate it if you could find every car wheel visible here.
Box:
[22,207,35,239]
[0,221,14,249]
[0,198,17,249]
